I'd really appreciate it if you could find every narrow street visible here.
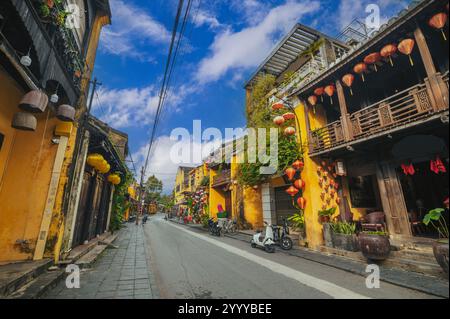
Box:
[144,214,437,299]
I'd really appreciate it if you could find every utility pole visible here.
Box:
[137,166,146,225]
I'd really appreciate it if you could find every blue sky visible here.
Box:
[91,0,410,192]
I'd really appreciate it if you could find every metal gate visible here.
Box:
[274,186,297,225]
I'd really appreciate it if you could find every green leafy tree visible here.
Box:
[110,170,134,232]
[144,175,163,203]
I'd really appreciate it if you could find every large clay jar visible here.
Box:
[358,233,391,261]
[433,240,449,274]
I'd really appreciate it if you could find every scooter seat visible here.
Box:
[259,235,265,242]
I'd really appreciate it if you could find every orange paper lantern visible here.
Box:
[272,102,284,111]
[286,186,299,197]
[284,127,296,136]
[294,179,306,190]
[285,167,297,181]
[398,39,415,66]
[308,95,317,106]
[429,12,448,41]
[314,87,325,102]
[342,74,355,96]
[273,116,285,126]
[353,63,368,82]
[283,112,295,121]
[380,44,398,66]
[324,85,335,105]
[297,197,307,210]
[292,160,304,170]
[364,52,381,72]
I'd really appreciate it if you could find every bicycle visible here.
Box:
[221,218,238,234]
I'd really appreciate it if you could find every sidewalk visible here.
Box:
[170,219,449,298]
[43,224,159,299]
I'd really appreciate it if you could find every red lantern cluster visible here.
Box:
[284,160,307,210]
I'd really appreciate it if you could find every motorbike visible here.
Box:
[251,221,275,253]
[208,218,222,237]
[272,218,293,250]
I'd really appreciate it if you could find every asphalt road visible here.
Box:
[144,214,437,299]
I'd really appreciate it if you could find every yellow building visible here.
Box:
[0,0,112,262]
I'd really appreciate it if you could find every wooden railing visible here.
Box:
[212,169,231,187]
[310,80,446,155]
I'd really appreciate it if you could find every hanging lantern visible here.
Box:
[336,197,341,205]
[429,12,448,41]
[284,127,296,136]
[398,39,415,66]
[18,90,48,113]
[294,179,306,190]
[11,112,37,131]
[314,87,325,102]
[353,63,368,82]
[285,167,297,181]
[380,44,398,67]
[341,74,355,96]
[87,154,103,167]
[324,85,335,104]
[286,186,299,197]
[308,95,318,114]
[56,104,76,122]
[272,102,284,111]
[283,112,295,121]
[297,197,307,210]
[364,52,381,72]
[273,116,285,126]
[292,160,304,171]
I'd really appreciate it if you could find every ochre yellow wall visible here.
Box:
[242,187,263,228]
[208,169,224,219]
[0,70,60,262]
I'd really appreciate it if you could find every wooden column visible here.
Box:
[301,101,315,154]
[376,162,412,239]
[414,27,449,111]
[335,80,353,141]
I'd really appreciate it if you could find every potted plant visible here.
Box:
[318,207,336,224]
[423,208,449,274]
[330,221,358,251]
[288,212,307,246]
[358,231,391,261]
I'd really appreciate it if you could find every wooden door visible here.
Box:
[72,171,93,246]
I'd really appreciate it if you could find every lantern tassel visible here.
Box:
[441,29,447,41]
[374,64,378,72]
[409,54,414,66]
[330,97,333,105]
[389,56,394,67]
[350,88,353,96]
[361,74,365,82]
[320,96,323,102]
[313,105,316,115]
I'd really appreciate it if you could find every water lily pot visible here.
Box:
[358,233,391,261]
[433,239,449,274]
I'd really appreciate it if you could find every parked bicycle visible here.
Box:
[221,218,238,234]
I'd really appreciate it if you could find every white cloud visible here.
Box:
[193,9,222,29]
[100,0,171,58]
[195,0,321,84]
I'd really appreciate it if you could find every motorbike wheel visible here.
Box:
[280,237,293,250]
[264,245,275,253]
[251,240,257,248]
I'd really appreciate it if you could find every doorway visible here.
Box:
[274,186,297,226]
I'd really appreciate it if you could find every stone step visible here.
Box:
[7,269,65,299]
[0,259,52,297]
[75,233,119,269]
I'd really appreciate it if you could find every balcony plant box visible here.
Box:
[358,232,391,261]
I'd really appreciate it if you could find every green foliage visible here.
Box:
[200,212,211,228]
[40,4,50,17]
[331,221,356,235]
[159,194,174,211]
[277,135,302,172]
[110,170,133,232]
[300,38,325,60]
[247,74,276,129]
[362,231,388,236]
[200,175,210,187]
[288,212,305,231]
[319,207,337,217]
[423,208,449,239]
[144,175,163,203]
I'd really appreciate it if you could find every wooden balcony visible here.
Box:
[309,75,449,156]
[212,169,231,188]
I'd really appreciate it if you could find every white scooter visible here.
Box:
[251,221,276,253]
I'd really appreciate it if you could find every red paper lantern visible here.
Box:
[353,63,368,82]
[380,44,397,67]
[286,186,299,197]
[308,95,317,106]
[336,197,341,205]
[273,116,285,126]
[429,12,448,40]
[285,167,297,181]
[292,160,304,170]
[272,102,284,111]
[294,179,306,190]
[314,87,325,102]
[324,85,335,104]
[284,127,296,136]
[364,52,381,72]
[398,39,415,66]
[297,197,307,210]
[283,112,295,121]
[342,74,355,96]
